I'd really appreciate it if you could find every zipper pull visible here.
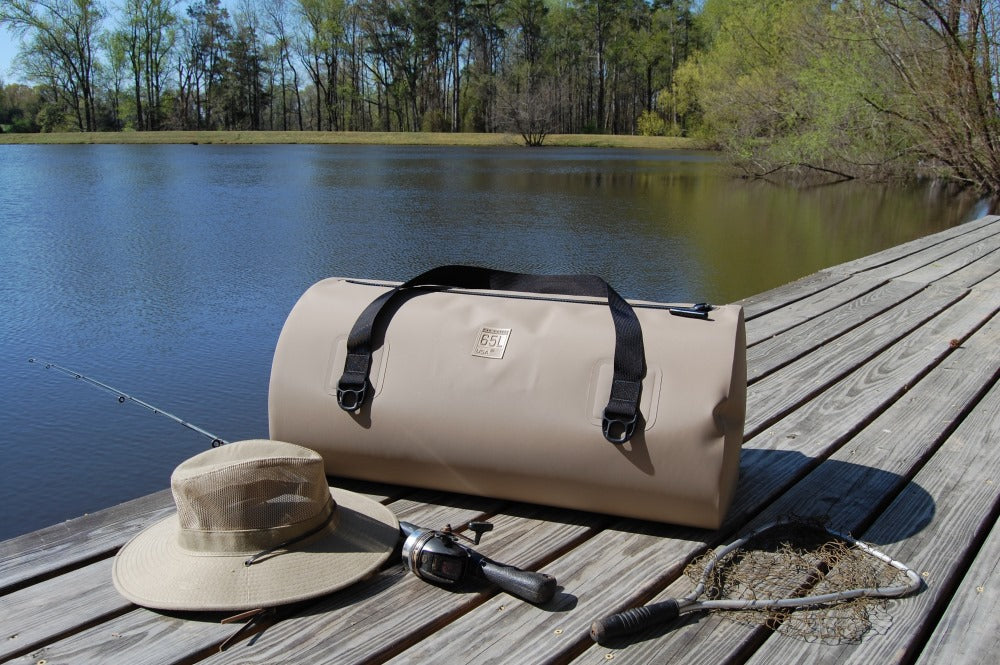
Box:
[668,303,714,320]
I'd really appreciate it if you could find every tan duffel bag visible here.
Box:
[268,266,746,528]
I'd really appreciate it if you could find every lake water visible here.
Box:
[0,144,989,541]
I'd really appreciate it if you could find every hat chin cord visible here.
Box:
[218,505,338,652]
[242,508,339,567]
[219,607,276,651]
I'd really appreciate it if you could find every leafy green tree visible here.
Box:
[508,0,545,76]
[679,0,896,179]
[637,108,665,135]
[223,4,267,129]
[37,99,69,131]
[0,0,104,131]
[578,0,622,132]
[848,0,1000,190]
[362,0,422,130]
[116,0,178,131]
[182,0,232,128]
[298,0,344,130]
[1,80,44,130]
[0,78,8,127]
[507,0,549,91]
[645,0,696,131]
[341,0,369,129]
[544,1,588,131]
[444,0,467,131]
[463,0,506,131]
[263,0,305,130]
[500,0,548,129]
[11,85,43,131]
[680,0,1000,190]
[101,28,129,128]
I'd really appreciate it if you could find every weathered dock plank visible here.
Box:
[745,283,967,436]
[737,282,998,518]
[739,271,853,321]
[830,215,1000,275]
[744,227,999,381]
[745,273,895,346]
[854,219,1000,281]
[930,247,1000,291]
[741,379,1000,665]
[202,505,601,665]
[899,234,1000,286]
[746,278,924,382]
[738,215,999,323]
[916,505,1000,664]
[0,559,129,662]
[0,490,174,595]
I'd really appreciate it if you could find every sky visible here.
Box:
[0,3,243,87]
[1,26,24,84]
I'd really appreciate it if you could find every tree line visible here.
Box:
[0,0,697,141]
[3,1,999,192]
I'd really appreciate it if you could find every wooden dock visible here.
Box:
[2,215,998,665]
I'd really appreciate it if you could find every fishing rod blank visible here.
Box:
[29,358,227,447]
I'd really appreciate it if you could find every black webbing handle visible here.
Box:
[336,265,646,444]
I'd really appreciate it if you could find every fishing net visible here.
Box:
[683,518,918,644]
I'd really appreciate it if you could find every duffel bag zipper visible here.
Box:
[345,279,716,319]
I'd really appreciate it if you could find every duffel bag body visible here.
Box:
[268,266,746,529]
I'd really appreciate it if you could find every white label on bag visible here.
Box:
[472,327,511,359]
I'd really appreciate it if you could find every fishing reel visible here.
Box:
[399,521,556,604]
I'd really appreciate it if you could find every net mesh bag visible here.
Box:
[684,519,914,644]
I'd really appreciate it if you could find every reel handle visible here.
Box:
[590,599,680,644]
[477,558,557,604]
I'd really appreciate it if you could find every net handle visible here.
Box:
[589,519,923,644]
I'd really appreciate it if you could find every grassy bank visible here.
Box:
[0,129,710,150]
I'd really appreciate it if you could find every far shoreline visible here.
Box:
[0,130,711,151]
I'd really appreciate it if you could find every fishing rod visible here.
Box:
[28,359,556,604]
[28,358,227,447]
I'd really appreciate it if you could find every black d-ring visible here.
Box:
[336,383,367,412]
[602,411,637,444]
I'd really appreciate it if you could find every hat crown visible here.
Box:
[170,440,333,550]
[113,439,400,612]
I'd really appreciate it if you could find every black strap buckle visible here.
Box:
[336,381,367,412]
[602,410,637,444]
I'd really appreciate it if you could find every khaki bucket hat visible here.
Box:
[112,439,399,611]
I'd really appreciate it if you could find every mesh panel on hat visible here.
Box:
[173,455,331,531]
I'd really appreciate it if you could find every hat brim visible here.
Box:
[112,487,399,611]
